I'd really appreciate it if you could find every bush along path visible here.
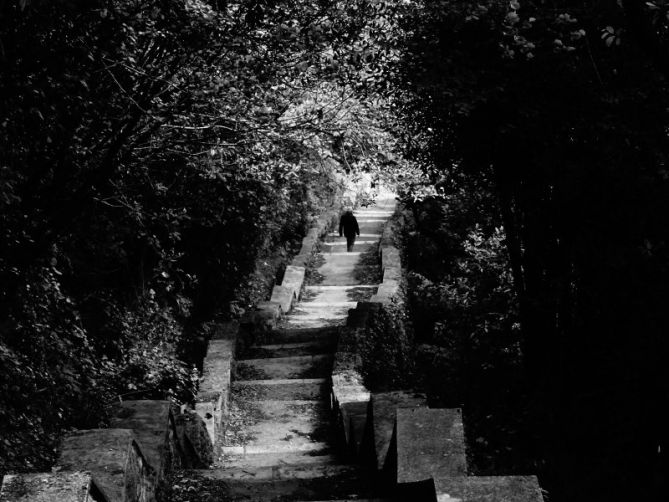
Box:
[178,194,398,501]
[0,186,544,502]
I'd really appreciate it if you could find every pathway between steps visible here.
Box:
[206,197,396,501]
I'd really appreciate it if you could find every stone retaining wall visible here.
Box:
[330,205,402,457]
[329,204,546,501]
[0,173,370,502]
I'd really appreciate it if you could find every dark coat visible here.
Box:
[339,212,360,238]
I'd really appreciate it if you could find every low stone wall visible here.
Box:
[0,174,371,502]
[1,400,186,502]
[328,204,546,501]
[331,205,402,457]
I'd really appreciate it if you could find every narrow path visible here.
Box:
[206,197,396,501]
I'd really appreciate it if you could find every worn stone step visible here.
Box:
[322,240,379,246]
[223,400,333,453]
[244,340,336,358]
[236,354,333,380]
[187,463,378,501]
[283,315,349,328]
[196,461,354,481]
[304,285,377,290]
[233,378,328,401]
[215,450,338,469]
[222,441,330,455]
[328,232,382,238]
[270,326,340,344]
[322,252,363,256]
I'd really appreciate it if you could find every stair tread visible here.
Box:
[236,354,333,380]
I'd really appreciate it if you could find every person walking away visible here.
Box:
[339,207,360,252]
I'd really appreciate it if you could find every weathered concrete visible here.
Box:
[271,284,295,313]
[244,340,336,359]
[174,409,214,468]
[370,391,428,472]
[282,265,306,299]
[0,472,107,502]
[380,246,401,271]
[396,407,467,484]
[214,193,400,500]
[236,354,333,380]
[110,400,177,479]
[56,429,153,502]
[196,335,235,445]
[370,280,400,303]
[382,266,401,282]
[233,378,328,400]
[433,475,544,502]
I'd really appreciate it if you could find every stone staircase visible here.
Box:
[192,198,398,501]
[1,188,545,502]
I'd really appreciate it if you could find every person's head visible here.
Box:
[344,206,353,214]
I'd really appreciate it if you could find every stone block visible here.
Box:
[380,222,395,248]
[291,253,311,267]
[110,400,178,479]
[196,336,235,445]
[271,285,294,313]
[340,400,369,456]
[281,265,305,299]
[381,246,401,271]
[370,281,399,304]
[382,266,401,282]
[174,410,214,468]
[370,391,428,472]
[434,475,544,502]
[56,429,153,502]
[396,408,467,485]
[0,472,107,502]
[331,366,371,444]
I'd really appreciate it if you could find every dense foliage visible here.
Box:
[4,1,669,499]
[373,1,669,500]
[0,0,400,473]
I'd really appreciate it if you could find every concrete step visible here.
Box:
[236,354,333,380]
[233,378,329,401]
[270,326,340,344]
[304,285,377,291]
[244,340,336,358]
[328,232,382,238]
[215,450,338,469]
[322,240,380,246]
[223,400,333,453]
[188,463,378,501]
[282,317,348,328]
[197,461,355,481]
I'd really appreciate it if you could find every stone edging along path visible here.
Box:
[0,187,355,502]
[1,185,547,502]
[330,203,547,501]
